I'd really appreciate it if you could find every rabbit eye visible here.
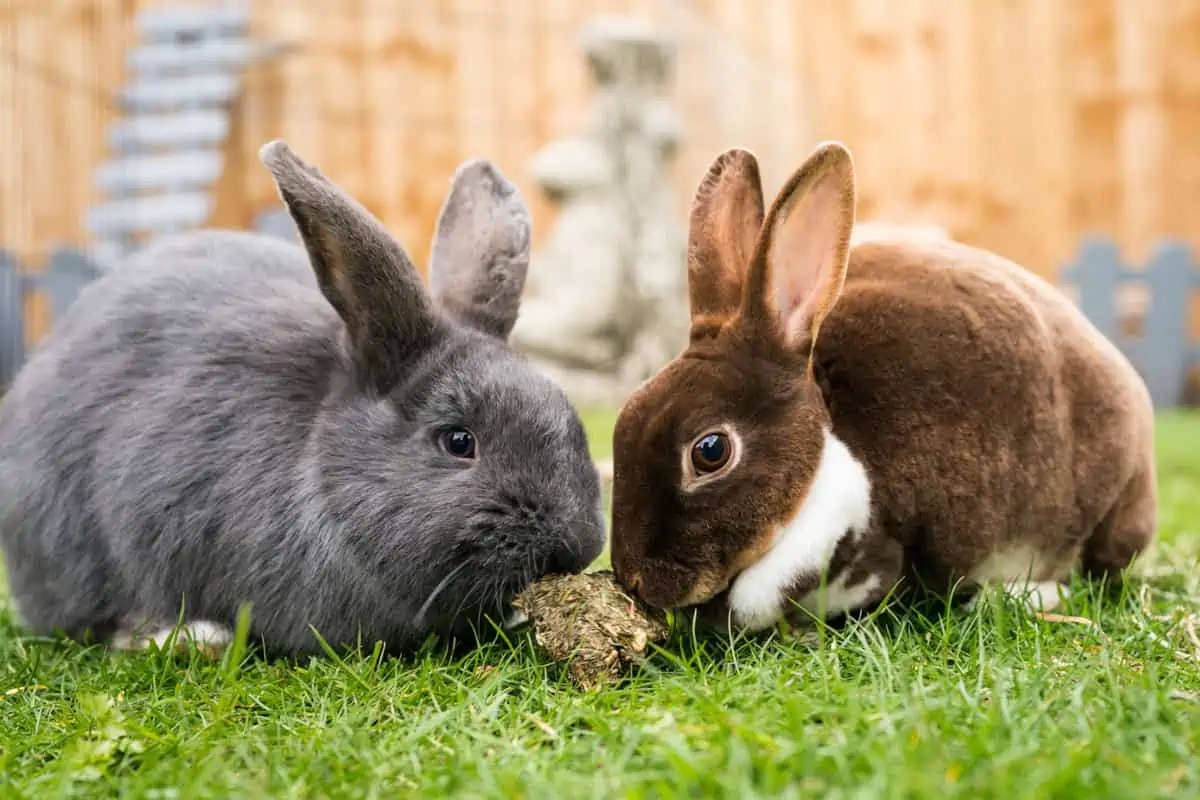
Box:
[441,427,477,459]
[691,432,731,474]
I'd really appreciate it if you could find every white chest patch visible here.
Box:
[727,429,873,631]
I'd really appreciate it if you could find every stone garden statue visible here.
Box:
[509,17,689,407]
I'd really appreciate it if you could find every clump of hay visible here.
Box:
[513,569,670,691]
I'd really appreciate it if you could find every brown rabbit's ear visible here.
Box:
[746,141,856,353]
[686,148,765,327]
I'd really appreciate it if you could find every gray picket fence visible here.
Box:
[0,209,298,389]
[1059,236,1200,409]
[0,248,106,390]
[0,227,1195,408]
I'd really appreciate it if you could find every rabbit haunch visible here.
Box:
[0,141,606,657]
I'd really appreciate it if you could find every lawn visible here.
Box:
[1,411,1198,799]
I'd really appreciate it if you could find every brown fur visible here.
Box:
[687,148,765,325]
[609,141,1157,621]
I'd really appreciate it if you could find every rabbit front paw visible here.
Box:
[109,618,233,659]
[965,580,1069,614]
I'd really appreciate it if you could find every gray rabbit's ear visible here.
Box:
[428,159,532,340]
[260,139,436,394]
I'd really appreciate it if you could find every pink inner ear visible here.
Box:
[768,176,848,342]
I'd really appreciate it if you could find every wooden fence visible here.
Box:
[4,222,1196,408]
[2,0,1199,286]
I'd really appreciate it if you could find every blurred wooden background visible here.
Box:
[2,0,1199,285]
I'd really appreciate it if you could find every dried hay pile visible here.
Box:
[513,569,670,691]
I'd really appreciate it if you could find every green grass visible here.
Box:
[578,405,619,464]
[1,413,1198,799]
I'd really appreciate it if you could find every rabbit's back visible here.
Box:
[33,229,335,366]
[816,236,1154,585]
[0,230,345,638]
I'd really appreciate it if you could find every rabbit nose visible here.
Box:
[547,539,593,576]
[543,515,606,576]
[609,559,641,595]
[613,569,643,599]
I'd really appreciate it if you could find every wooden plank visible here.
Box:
[1067,2,1121,241]
[1026,0,1072,278]
[13,0,53,348]
[848,0,899,220]
[929,0,976,239]
[979,0,1028,267]
[119,73,239,111]
[0,7,17,264]
[360,0,404,256]
[1165,0,1200,292]
[399,0,458,266]
[453,0,496,168]
[108,110,230,149]
[86,192,213,237]
[762,0,803,176]
[1114,0,1169,262]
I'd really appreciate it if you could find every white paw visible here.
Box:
[1027,581,1068,612]
[728,581,785,632]
[502,607,529,630]
[110,619,234,659]
[966,581,1068,614]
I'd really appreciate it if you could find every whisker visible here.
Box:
[447,571,482,633]
[565,530,582,566]
[413,561,468,628]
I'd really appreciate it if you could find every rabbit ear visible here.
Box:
[686,148,765,327]
[260,139,436,395]
[428,159,532,341]
[745,141,856,355]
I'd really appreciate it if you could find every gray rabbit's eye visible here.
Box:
[441,427,477,459]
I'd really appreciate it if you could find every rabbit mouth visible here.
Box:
[679,589,734,633]
[502,605,530,630]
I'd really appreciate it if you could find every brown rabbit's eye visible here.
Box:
[691,432,731,473]
[441,427,476,459]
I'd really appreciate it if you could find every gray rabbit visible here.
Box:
[0,140,606,657]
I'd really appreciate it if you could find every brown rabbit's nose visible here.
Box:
[611,556,648,600]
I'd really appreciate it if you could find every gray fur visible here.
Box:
[0,141,605,656]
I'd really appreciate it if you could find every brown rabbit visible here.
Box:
[608,141,1157,632]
